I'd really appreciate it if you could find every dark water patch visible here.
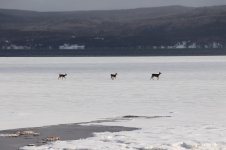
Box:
[180,142,193,149]
[122,115,172,119]
[0,124,138,150]
[0,115,172,150]
[80,115,172,125]
[123,115,141,118]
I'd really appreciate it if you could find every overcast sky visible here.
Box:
[0,0,226,11]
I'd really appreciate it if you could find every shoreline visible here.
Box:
[0,48,226,57]
[0,123,139,150]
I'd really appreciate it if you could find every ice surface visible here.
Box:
[0,56,226,149]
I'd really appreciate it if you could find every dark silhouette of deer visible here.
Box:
[111,73,118,80]
[58,73,67,79]
[151,72,161,80]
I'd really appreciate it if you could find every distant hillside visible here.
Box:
[0,5,226,49]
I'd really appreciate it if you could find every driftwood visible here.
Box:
[43,136,60,142]
[0,130,40,138]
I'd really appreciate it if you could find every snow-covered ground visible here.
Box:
[0,56,226,150]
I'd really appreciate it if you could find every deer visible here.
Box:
[111,73,118,80]
[151,72,161,80]
[58,73,67,79]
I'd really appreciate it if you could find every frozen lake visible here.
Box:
[1,56,226,149]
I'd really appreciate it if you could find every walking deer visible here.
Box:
[111,73,118,80]
[58,73,67,79]
[151,72,161,80]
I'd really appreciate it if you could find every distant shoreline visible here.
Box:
[0,48,226,57]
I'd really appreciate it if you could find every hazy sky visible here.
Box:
[0,0,226,11]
